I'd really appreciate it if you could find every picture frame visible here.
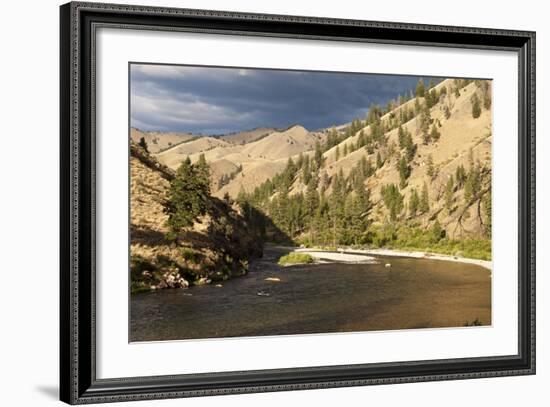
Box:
[60,1,536,404]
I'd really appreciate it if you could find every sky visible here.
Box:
[130,64,432,135]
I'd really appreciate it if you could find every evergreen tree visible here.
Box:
[302,155,311,185]
[419,182,430,214]
[403,131,416,162]
[420,107,432,144]
[464,162,481,203]
[138,136,148,152]
[426,154,435,178]
[398,125,406,149]
[409,188,420,216]
[430,219,445,243]
[314,140,324,169]
[357,130,366,148]
[165,157,210,239]
[305,176,320,243]
[471,93,481,118]
[195,154,211,194]
[430,124,441,142]
[381,184,404,221]
[425,88,438,108]
[455,164,467,188]
[335,145,340,161]
[397,156,411,189]
[329,170,346,245]
[416,79,425,97]
[346,182,371,245]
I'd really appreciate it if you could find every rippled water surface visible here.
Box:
[130,247,491,342]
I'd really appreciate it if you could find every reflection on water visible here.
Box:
[130,247,491,342]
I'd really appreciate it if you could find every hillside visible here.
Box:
[129,142,263,293]
[155,136,232,169]
[236,78,493,258]
[134,78,492,260]
[154,125,327,196]
[222,127,276,145]
[308,79,491,238]
[130,127,194,153]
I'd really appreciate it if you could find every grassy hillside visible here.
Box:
[130,142,263,293]
[130,127,194,154]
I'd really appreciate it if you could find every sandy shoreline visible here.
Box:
[293,247,492,270]
[292,250,378,264]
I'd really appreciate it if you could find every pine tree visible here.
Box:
[420,107,432,144]
[426,154,435,178]
[403,131,416,162]
[471,93,481,118]
[138,136,148,152]
[416,79,425,97]
[329,170,346,245]
[302,156,311,185]
[305,176,320,243]
[357,130,366,148]
[165,157,210,239]
[346,181,371,245]
[195,154,211,194]
[409,188,420,216]
[430,219,445,243]
[335,145,340,161]
[455,164,467,188]
[464,162,481,203]
[314,140,324,169]
[397,156,411,189]
[420,182,430,214]
[430,124,441,142]
[398,125,406,149]
[381,184,403,221]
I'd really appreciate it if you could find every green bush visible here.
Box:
[180,247,201,263]
[278,252,314,266]
[367,223,491,261]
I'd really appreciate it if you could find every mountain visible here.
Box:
[129,142,263,293]
[155,136,232,169]
[153,125,327,197]
[235,78,493,254]
[130,127,194,153]
[308,79,492,239]
[135,78,492,258]
[222,127,276,145]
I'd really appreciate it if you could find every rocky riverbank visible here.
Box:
[130,143,263,293]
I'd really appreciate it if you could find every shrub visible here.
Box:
[278,252,314,266]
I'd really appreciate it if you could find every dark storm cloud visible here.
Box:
[130,64,429,134]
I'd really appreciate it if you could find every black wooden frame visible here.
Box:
[60,1,536,404]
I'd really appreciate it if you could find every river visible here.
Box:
[130,246,491,342]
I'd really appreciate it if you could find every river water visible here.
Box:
[130,247,491,342]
